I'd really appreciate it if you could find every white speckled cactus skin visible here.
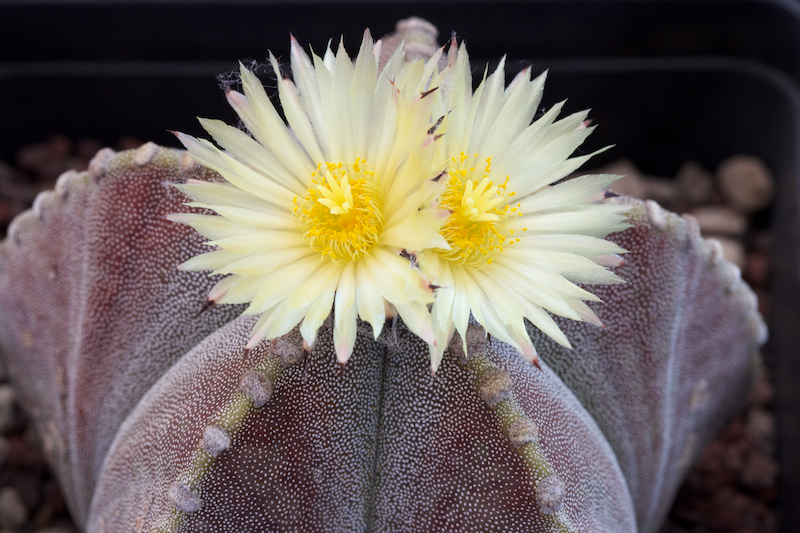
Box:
[0,19,765,533]
[0,143,764,533]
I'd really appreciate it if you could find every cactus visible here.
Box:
[0,19,764,533]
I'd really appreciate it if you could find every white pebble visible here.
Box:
[691,206,747,236]
[717,155,774,214]
[0,487,28,528]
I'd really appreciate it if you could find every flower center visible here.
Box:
[294,159,383,264]
[438,152,521,268]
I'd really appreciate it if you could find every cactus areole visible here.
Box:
[0,17,765,533]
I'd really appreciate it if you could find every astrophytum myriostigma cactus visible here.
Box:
[0,18,765,533]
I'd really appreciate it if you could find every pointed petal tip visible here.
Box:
[335,344,352,365]
[194,299,216,318]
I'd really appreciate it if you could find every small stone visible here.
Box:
[116,136,144,150]
[741,452,778,490]
[744,251,771,288]
[676,161,714,205]
[0,385,16,434]
[691,206,747,236]
[745,408,776,456]
[747,371,774,408]
[479,370,513,406]
[717,155,774,214]
[535,475,565,514]
[76,138,104,161]
[604,159,647,198]
[641,176,679,205]
[0,487,28,528]
[508,418,539,448]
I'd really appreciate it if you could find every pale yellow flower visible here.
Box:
[419,42,632,372]
[168,32,452,363]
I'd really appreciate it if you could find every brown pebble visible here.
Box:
[741,452,779,491]
[604,159,646,198]
[691,206,748,237]
[676,161,714,205]
[76,139,104,161]
[116,136,143,150]
[745,408,776,456]
[0,487,28,528]
[706,235,746,270]
[744,252,771,288]
[747,372,774,408]
[717,156,775,214]
[641,176,679,205]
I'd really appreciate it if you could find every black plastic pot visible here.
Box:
[1,1,799,531]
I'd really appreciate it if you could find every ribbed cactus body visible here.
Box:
[90,314,636,532]
[0,146,764,532]
[0,145,243,526]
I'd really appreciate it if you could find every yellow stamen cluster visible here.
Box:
[438,153,521,268]
[294,159,383,264]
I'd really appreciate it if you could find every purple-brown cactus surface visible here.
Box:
[0,140,765,532]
